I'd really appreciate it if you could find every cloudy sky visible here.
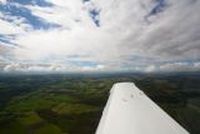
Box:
[0,0,200,73]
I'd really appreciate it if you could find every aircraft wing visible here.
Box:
[96,82,189,134]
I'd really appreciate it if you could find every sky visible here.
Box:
[0,0,200,73]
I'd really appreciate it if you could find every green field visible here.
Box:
[0,73,200,134]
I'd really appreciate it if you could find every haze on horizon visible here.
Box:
[0,0,200,73]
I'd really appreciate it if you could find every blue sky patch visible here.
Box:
[82,0,101,27]
[69,60,97,67]
[7,0,53,7]
[82,0,90,3]
[149,0,166,16]
[0,3,60,30]
[0,34,17,46]
[89,8,101,27]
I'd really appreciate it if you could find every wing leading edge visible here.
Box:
[96,82,189,134]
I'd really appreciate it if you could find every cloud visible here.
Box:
[0,2,60,30]
[145,65,156,73]
[0,0,200,73]
[0,0,6,4]
[1,63,106,73]
[8,0,54,7]
[81,64,105,72]
[2,63,65,72]
[158,62,200,72]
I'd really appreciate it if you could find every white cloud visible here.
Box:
[0,0,200,72]
[3,63,65,72]
[0,0,6,4]
[81,64,105,72]
[159,62,191,72]
[194,62,200,68]
[1,62,106,73]
[145,65,156,73]
[0,18,25,35]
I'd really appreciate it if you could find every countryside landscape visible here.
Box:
[0,72,199,134]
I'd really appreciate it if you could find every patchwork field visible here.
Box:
[0,73,199,134]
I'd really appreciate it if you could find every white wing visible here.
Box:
[96,82,189,134]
